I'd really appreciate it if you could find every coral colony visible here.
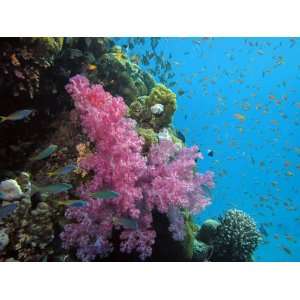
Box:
[60,75,214,261]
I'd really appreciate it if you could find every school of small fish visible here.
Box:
[117,37,300,260]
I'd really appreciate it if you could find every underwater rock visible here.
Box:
[0,229,9,251]
[211,209,262,262]
[197,219,220,245]
[0,179,23,201]
[149,211,193,261]
[192,240,213,261]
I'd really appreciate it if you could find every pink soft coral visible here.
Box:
[144,140,214,240]
[61,75,214,261]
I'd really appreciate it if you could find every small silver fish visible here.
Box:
[31,144,58,161]
[0,109,34,123]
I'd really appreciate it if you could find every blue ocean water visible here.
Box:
[115,38,300,262]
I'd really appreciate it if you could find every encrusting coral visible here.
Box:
[96,45,155,105]
[60,75,214,261]
[129,83,177,132]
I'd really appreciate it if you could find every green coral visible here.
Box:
[129,84,177,132]
[183,214,195,259]
[137,127,158,151]
[97,46,155,104]
[29,37,64,56]
[211,209,262,262]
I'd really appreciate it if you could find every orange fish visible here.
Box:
[10,53,21,66]
[233,113,246,122]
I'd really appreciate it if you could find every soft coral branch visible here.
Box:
[61,75,214,260]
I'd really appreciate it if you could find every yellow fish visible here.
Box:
[87,64,97,71]
[286,171,294,177]
[233,113,246,122]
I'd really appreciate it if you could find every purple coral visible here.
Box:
[60,75,214,261]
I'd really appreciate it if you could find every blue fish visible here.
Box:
[31,144,58,161]
[48,164,77,177]
[0,109,34,123]
[65,200,87,207]
[259,224,268,237]
[207,149,214,157]
[34,183,73,195]
[92,189,119,200]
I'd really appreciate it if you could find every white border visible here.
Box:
[0,0,299,36]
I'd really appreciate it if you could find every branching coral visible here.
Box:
[60,75,214,261]
[211,209,261,262]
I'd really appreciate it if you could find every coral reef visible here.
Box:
[0,172,56,261]
[0,37,157,171]
[0,110,88,262]
[209,209,261,262]
[60,75,214,261]
[0,38,221,262]
[0,37,63,99]
[129,83,176,132]
[96,45,155,104]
